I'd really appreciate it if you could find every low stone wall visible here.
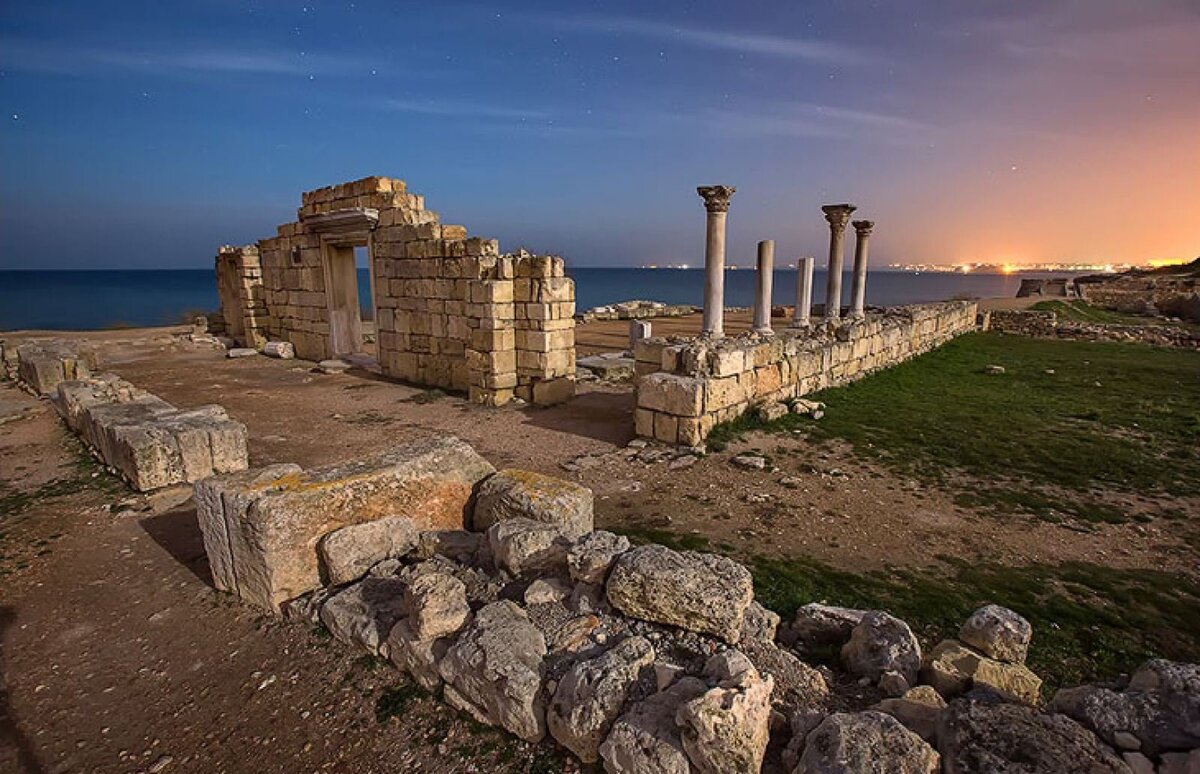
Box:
[576,300,697,323]
[632,301,978,446]
[10,340,98,396]
[195,438,1200,772]
[51,374,249,491]
[990,310,1200,349]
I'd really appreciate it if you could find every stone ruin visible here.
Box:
[631,189,980,446]
[5,340,248,491]
[214,176,576,406]
[191,435,1200,772]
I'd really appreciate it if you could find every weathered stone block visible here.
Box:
[473,469,594,538]
[195,436,495,611]
[638,373,705,417]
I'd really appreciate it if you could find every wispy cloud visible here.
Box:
[377,97,549,122]
[547,14,870,67]
[680,102,936,145]
[0,38,368,77]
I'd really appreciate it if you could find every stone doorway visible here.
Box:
[322,242,364,357]
[214,253,245,341]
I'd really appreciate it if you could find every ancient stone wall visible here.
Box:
[990,309,1200,349]
[214,245,269,349]
[632,301,978,446]
[216,176,575,405]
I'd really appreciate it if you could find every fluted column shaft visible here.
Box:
[752,240,775,334]
[698,186,736,338]
[850,220,874,319]
[821,204,857,322]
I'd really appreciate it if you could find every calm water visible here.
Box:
[0,268,1049,331]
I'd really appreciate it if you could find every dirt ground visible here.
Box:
[1,314,1193,773]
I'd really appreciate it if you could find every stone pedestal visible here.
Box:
[752,240,775,334]
[698,186,736,338]
[850,220,874,319]
[792,256,814,328]
[629,319,652,350]
[821,204,857,322]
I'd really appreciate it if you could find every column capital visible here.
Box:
[852,219,875,237]
[697,185,736,213]
[821,203,857,230]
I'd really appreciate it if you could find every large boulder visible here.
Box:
[937,696,1129,773]
[487,518,571,577]
[600,676,709,773]
[923,639,1043,704]
[318,576,407,656]
[675,650,774,774]
[195,437,494,611]
[1050,659,1200,755]
[567,530,631,584]
[959,604,1032,664]
[318,515,419,585]
[472,469,594,538]
[795,711,940,774]
[606,545,754,644]
[437,601,548,742]
[842,611,922,686]
[740,638,829,715]
[547,636,655,762]
[404,570,470,641]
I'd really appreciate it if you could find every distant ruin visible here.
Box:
[215,177,576,406]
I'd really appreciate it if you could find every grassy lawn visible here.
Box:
[615,525,1200,692]
[709,332,1200,524]
[1029,299,1200,332]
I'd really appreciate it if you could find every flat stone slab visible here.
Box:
[52,374,248,492]
[577,354,636,381]
[195,436,495,611]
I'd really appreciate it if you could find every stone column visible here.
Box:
[850,220,874,319]
[629,319,652,349]
[791,256,814,327]
[821,204,857,322]
[698,185,736,338]
[752,240,775,334]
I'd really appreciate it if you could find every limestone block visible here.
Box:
[405,570,470,640]
[959,604,1032,664]
[319,576,408,656]
[677,654,774,774]
[473,469,594,538]
[531,377,575,405]
[438,601,548,742]
[16,341,96,395]
[548,636,656,762]
[194,436,495,611]
[842,611,922,686]
[638,373,705,418]
[599,676,708,773]
[487,518,570,577]
[606,545,754,643]
[567,530,631,584]
[386,619,452,692]
[317,515,419,585]
[922,639,1043,704]
[798,711,940,774]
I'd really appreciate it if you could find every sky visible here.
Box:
[1,0,1198,270]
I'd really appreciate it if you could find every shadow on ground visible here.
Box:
[141,503,214,588]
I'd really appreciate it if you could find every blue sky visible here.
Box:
[2,0,1198,269]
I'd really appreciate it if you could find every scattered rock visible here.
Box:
[317,359,350,374]
[318,515,418,585]
[676,653,774,773]
[473,469,594,538]
[525,577,571,605]
[261,341,295,359]
[740,601,781,643]
[404,571,469,641]
[567,530,631,584]
[731,454,768,471]
[782,603,866,652]
[226,347,258,359]
[600,676,708,773]
[879,670,911,698]
[548,636,655,762]
[606,544,754,644]
[842,611,922,686]
[318,576,407,656]
[756,402,789,422]
[923,639,1043,704]
[984,364,1006,374]
[874,686,946,742]
[487,518,570,577]
[386,619,452,692]
[959,604,1032,664]
[797,710,940,774]
[937,696,1129,773]
[438,601,548,742]
[668,454,698,471]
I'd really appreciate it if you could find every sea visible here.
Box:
[0,268,1059,332]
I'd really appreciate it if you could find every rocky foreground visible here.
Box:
[190,438,1199,774]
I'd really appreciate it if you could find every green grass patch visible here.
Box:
[711,333,1200,523]
[752,554,1200,692]
[613,524,711,551]
[1028,299,1158,326]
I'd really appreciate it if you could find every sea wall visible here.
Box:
[631,300,978,446]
